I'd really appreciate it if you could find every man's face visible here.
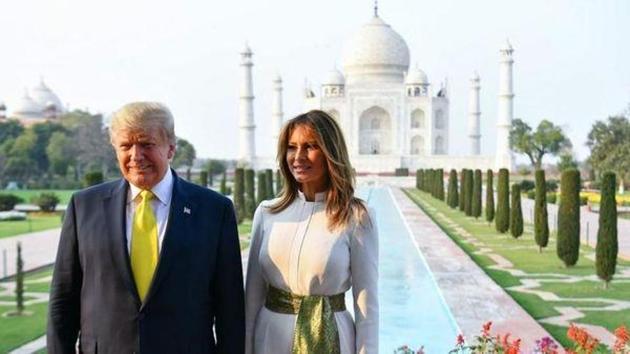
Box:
[111,127,175,190]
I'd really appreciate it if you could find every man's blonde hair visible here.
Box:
[110,102,176,144]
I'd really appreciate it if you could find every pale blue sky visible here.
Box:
[1,0,629,163]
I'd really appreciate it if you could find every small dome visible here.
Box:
[323,68,345,85]
[405,66,428,85]
[12,91,44,119]
[30,79,64,112]
[0,101,6,110]
[342,16,410,84]
[501,39,513,52]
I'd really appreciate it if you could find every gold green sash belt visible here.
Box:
[265,286,346,354]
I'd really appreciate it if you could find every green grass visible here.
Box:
[0,266,53,353]
[404,188,630,347]
[4,189,75,205]
[0,213,62,239]
[238,219,252,250]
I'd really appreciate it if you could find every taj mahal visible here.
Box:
[237,7,515,173]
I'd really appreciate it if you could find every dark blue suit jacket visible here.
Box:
[47,174,245,354]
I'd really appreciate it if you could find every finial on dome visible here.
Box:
[374,0,378,17]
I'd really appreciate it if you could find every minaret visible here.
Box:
[239,43,256,165]
[495,40,514,171]
[468,72,481,155]
[271,74,284,151]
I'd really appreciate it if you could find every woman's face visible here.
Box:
[286,124,328,192]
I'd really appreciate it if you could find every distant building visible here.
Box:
[1,78,65,126]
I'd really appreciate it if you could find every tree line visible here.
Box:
[416,167,619,288]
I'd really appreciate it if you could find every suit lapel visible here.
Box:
[104,179,142,306]
[142,175,194,308]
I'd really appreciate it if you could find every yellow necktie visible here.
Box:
[131,190,158,301]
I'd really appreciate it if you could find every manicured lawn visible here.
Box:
[404,188,630,348]
[0,213,62,239]
[4,189,75,206]
[239,219,252,250]
[0,266,53,353]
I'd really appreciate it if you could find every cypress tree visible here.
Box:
[464,169,474,216]
[275,170,283,194]
[510,184,524,238]
[233,168,245,223]
[485,169,495,223]
[495,168,510,233]
[459,169,466,211]
[416,169,422,190]
[220,171,227,195]
[437,169,445,201]
[596,172,618,288]
[244,169,256,219]
[557,169,581,267]
[428,169,435,196]
[448,169,458,208]
[534,169,549,252]
[265,169,274,199]
[257,171,267,206]
[199,171,208,187]
[472,169,482,218]
[15,242,24,314]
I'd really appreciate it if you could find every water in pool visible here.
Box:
[355,186,461,353]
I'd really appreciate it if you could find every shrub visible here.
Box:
[32,192,60,212]
[220,172,228,195]
[519,179,535,192]
[256,171,267,206]
[557,169,581,267]
[265,169,274,199]
[472,169,482,218]
[464,169,474,216]
[233,168,245,223]
[596,172,618,288]
[395,168,409,176]
[447,169,458,208]
[545,180,559,192]
[526,190,536,200]
[0,194,23,211]
[485,169,495,223]
[459,169,466,212]
[495,168,510,233]
[510,184,524,238]
[534,170,549,252]
[275,170,283,194]
[199,171,208,187]
[16,242,24,314]
[547,193,557,204]
[244,169,256,219]
[436,169,445,201]
[579,195,589,206]
[416,169,423,190]
[83,171,104,188]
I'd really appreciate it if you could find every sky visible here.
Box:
[1,0,629,164]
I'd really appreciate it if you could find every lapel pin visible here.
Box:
[183,207,191,215]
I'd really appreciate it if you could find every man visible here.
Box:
[47,102,244,353]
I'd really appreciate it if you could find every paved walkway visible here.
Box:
[0,228,61,279]
[391,187,556,352]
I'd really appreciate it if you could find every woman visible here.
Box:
[245,110,378,354]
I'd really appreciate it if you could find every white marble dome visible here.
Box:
[12,91,44,119]
[30,79,64,112]
[323,68,345,85]
[342,16,410,84]
[405,66,428,85]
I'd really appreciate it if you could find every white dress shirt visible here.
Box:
[125,169,174,254]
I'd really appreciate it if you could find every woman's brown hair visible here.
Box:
[269,110,368,230]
